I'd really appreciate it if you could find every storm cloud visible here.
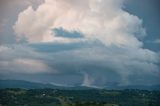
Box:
[0,0,159,87]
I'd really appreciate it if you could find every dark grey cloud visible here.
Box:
[0,41,159,87]
[29,40,99,53]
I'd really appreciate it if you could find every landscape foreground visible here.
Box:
[0,89,160,106]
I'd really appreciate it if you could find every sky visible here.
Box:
[0,0,160,88]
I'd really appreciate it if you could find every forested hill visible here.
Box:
[0,88,160,106]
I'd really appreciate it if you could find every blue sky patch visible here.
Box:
[52,27,84,38]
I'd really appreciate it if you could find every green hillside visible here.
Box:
[0,89,159,106]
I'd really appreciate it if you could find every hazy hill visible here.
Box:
[0,80,160,90]
[0,80,92,90]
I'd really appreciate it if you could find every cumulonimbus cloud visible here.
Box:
[13,0,145,48]
[9,0,160,87]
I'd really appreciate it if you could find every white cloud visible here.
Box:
[0,58,51,74]
[0,45,11,52]
[13,0,145,48]
[154,39,160,44]
[0,45,56,74]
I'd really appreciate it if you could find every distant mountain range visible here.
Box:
[0,80,93,90]
[0,80,160,90]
